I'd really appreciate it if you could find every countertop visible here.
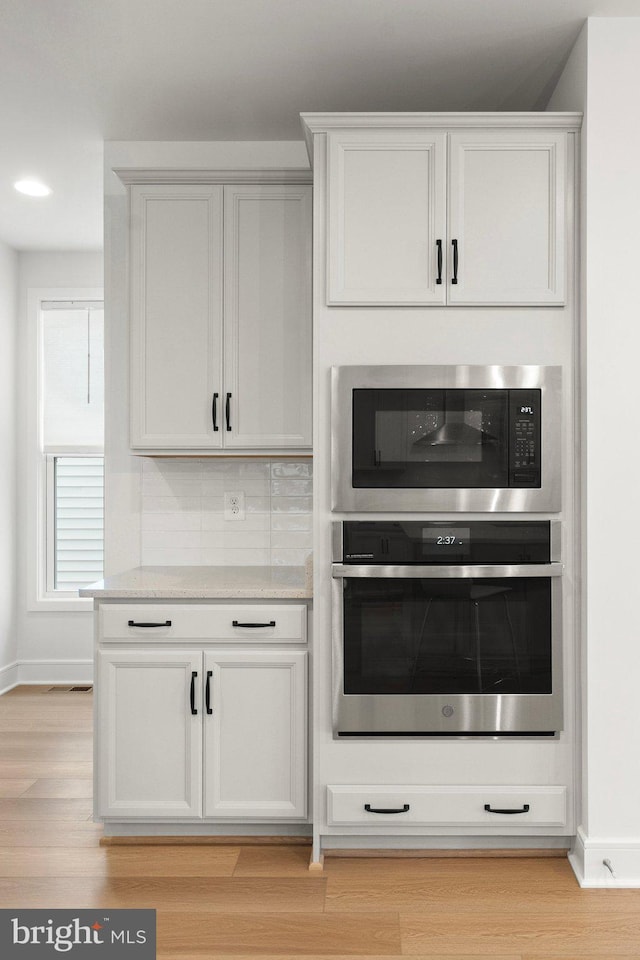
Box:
[79,565,312,600]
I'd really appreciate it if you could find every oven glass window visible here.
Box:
[352,388,509,488]
[343,577,552,695]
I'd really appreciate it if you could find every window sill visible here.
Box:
[28,595,94,613]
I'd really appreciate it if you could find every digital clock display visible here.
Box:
[422,526,471,557]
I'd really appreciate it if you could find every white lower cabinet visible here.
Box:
[327,785,567,829]
[97,647,307,821]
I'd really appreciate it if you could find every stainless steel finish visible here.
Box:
[331,517,564,735]
[333,562,563,579]
[331,364,562,513]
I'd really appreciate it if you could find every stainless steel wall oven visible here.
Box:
[332,365,561,512]
[332,520,563,737]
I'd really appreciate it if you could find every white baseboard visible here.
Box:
[570,826,640,887]
[16,659,93,685]
[0,661,19,695]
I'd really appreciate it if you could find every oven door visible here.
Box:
[332,563,563,736]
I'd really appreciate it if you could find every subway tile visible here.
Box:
[143,531,202,551]
[270,514,312,532]
[201,530,270,550]
[142,548,203,566]
[141,513,201,532]
[246,497,271,514]
[200,479,226,497]
[142,477,203,497]
[271,478,313,497]
[270,530,313,550]
[202,513,270,532]
[201,548,270,566]
[270,548,310,567]
[223,478,270,497]
[271,461,313,478]
[270,496,312,514]
[142,497,202,512]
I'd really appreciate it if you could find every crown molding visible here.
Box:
[114,168,312,185]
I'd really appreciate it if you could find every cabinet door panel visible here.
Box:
[327,131,447,304]
[223,185,312,448]
[97,649,202,818]
[448,131,566,304]
[204,651,307,818]
[130,185,223,448]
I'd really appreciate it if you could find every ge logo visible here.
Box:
[442,705,454,718]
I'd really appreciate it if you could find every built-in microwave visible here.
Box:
[332,365,561,512]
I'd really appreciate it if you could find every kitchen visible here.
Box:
[1,3,640,956]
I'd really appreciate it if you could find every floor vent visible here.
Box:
[47,685,93,693]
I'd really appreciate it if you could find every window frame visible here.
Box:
[27,288,104,612]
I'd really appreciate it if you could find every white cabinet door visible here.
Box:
[327,130,447,305]
[97,649,202,819]
[203,650,307,819]
[130,184,224,448]
[448,130,566,304]
[223,185,312,448]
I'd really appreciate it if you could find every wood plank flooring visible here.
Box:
[1,685,640,959]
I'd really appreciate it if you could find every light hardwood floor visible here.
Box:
[1,685,639,958]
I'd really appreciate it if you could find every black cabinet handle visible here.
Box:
[451,238,459,284]
[205,670,213,715]
[128,620,172,628]
[484,804,530,815]
[364,803,410,815]
[190,671,198,715]
[232,620,276,628]
[212,392,219,432]
[436,239,443,285]
[225,392,232,431]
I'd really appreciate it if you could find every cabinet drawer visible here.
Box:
[99,604,306,642]
[327,785,567,828]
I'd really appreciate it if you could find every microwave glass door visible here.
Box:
[342,575,552,696]
[352,388,510,489]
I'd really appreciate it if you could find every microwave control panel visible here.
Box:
[509,390,541,487]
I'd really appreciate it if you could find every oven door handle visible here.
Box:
[332,563,563,579]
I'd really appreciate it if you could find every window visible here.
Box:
[29,291,104,608]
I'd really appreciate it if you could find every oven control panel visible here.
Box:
[339,520,552,565]
[509,390,541,488]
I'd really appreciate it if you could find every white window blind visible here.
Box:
[52,456,104,590]
[41,299,105,594]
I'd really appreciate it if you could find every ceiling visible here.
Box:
[1,0,638,251]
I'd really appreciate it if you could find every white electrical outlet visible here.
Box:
[224,491,245,521]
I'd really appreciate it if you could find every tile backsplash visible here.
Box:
[141,459,312,567]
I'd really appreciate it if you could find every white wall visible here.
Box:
[103,141,310,577]
[16,251,103,682]
[0,239,18,692]
[549,17,640,887]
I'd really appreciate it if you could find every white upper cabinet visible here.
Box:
[130,185,224,448]
[322,123,568,306]
[327,131,447,304]
[448,130,566,305]
[128,180,312,453]
[223,185,312,448]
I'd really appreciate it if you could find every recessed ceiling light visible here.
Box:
[13,178,52,197]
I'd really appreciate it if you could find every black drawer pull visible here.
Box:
[436,238,443,284]
[128,620,172,628]
[225,392,232,431]
[484,804,530,815]
[190,671,198,715]
[232,620,276,628]
[451,238,459,284]
[212,392,219,432]
[205,670,213,715]
[364,803,410,815]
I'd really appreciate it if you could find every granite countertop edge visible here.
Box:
[79,564,313,600]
